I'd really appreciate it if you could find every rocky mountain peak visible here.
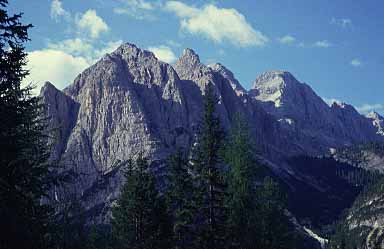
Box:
[251,70,305,108]
[208,63,246,96]
[177,48,200,67]
[252,70,297,89]
[40,41,384,229]
[112,42,156,61]
[367,111,384,135]
[40,81,58,95]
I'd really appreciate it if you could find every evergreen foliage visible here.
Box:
[255,177,294,249]
[111,156,172,249]
[0,1,53,248]
[223,113,260,249]
[165,149,195,249]
[189,84,227,249]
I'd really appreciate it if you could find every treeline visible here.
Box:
[326,176,384,249]
[88,85,295,249]
[0,1,296,249]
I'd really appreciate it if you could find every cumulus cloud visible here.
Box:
[48,39,123,63]
[113,0,156,20]
[26,40,123,93]
[50,0,70,21]
[164,1,268,47]
[314,40,332,48]
[23,50,90,93]
[278,35,296,45]
[76,10,109,38]
[350,58,362,67]
[147,45,177,63]
[331,18,352,28]
[356,104,384,114]
[48,38,93,57]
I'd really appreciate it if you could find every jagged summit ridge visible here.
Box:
[40,41,384,225]
[208,63,246,96]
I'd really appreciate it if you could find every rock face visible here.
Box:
[250,71,382,152]
[333,178,384,249]
[41,42,384,224]
[367,111,384,136]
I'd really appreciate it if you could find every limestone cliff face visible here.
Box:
[250,71,383,151]
[41,42,384,224]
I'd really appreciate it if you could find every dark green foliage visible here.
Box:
[334,142,384,166]
[328,175,384,249]
[255,177,294,249]
[52,200,87,249]
[287,156,375,227]
[165,149,195,249]
[86,225,114,249]
[223,113,260,249]
[0,1,54,248]
[111,156,172,249]
[190,84,227,249]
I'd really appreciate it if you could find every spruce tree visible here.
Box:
[255,177,294,249]
[224,113,260,249]
[165,149,195,249]
[111,156,172,249]
[190,84,227,249]
[0,1,53,248]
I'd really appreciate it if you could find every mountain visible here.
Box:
[41,42,384,227]
[367,111,384,136]
[330,142,384,173]
[250,71,382,151]
[329,176,384,249]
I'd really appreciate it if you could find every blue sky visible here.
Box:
[11,0,384,114]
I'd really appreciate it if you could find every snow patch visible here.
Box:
[304,227,328,249]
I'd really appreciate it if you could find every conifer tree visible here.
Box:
[255,177,294,249]
[190,84,227,249]
[111,156,172,249]
[224,113,260,249]
[165,149,195,249]
[0,1,53,248]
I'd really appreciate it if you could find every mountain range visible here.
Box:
[41,42,384,246]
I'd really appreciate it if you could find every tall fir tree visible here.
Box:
[255,177,294,249]
[224,113,260,249]
[0,1,53,248]
[190,84,227,249]
[111,156,172,249]
[165,149,195,249]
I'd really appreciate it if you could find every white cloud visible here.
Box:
[76,10,109,38]
[26,39,123,93]
[48,38,93,57]
[331,18,352,28]
[114,0,156,20]
[147,45,177,63]
[350,58,362,67]
[164,1,268,47]
[356,104,384,114]
[23,49,90,93]
[166,40,182,47]
[314,40,332,48]
[50,0,70,21]
[48,39,123,64]
[278,35,296,44]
